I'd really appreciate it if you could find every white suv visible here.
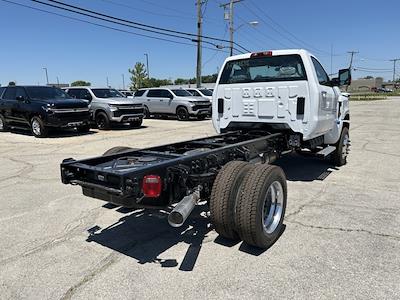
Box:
[134,88,211,121]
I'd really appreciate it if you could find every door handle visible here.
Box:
[218,98,224,114]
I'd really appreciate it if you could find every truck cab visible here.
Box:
[213,49,350,147]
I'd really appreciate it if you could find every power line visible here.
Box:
[0,0,228,53]
[242,0,346,56]
[40,0,249,52]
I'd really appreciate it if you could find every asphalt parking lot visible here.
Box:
[0,98,399,299]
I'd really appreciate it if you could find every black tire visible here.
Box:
[235,164,287,249]
[103,146,135,156]
[176,107,189,121]
[30,116,48,138]
[210,161,254,240]
[197,115,206,121]
[143,106,150,119]
[95,112,111,130]
[331,126,349,166]
[0,114,8,132]
[77,124,91,133]
[129,119,143,128]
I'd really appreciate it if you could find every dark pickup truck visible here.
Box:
[0,86,91,137]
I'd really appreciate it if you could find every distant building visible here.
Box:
[348,77,383,92]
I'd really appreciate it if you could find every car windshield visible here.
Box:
[171,89,192,97]
[25,87,72,100]
[219,54,307,84]
[92,88,124,98]
[199,89,213,96]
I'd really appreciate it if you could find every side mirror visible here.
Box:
[16,95,25,101]
[339,68,351,86]
[331,77,340,86]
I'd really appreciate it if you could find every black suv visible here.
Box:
[0,86,91,138]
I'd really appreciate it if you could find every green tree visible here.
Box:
[129,62,148,90]
[71,80,91,87]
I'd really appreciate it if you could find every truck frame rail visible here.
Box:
[61,130,287,208]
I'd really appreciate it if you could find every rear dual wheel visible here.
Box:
[210,161,287,249]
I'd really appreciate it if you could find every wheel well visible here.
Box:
[95,109,108,118]
[176,105,188,113]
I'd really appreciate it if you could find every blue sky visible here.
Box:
[0,0,399,88]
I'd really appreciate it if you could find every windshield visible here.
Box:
[25,87,72,100]
[199,89,213,96]
[92,88,124,98]
[171,89,192,97]
[219,54,307,84]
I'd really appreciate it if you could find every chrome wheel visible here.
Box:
[262,181,284,234]
[32,119,41,136]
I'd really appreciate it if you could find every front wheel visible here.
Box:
[176,107,189,121]
[331,127,350,166]
[31,116,48,138]
[0,114,8,132]
[235,164,287,249]
[95,112,111,130]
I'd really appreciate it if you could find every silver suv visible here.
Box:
[134,88,211,121]
[64,87,144,129]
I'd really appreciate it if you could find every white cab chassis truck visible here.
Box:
[61,49,351,249]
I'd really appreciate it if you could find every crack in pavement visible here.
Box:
[0,206,101,265]
[287,220,400,241]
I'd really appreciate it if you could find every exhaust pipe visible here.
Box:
[168,187,202,227]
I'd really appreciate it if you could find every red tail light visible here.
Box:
[251,51,273,57]
[142,175,162,198]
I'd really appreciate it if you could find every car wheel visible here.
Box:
[177,107,189,121]
[332,127,350,166]
[103,146,136,156]
[143,106,150,119]
[235,164,287,249]
[129,119,143,128]
[0,114,8,132]
[197,115,206,121]
[96,112,110,130]
[30,116,48,138]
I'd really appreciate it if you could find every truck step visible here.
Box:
[316,146,336,158]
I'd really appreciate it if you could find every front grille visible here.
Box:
[56,111,90,122]
[113,108,144,118]
[192,104,211,111]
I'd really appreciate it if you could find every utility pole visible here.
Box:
[106,76,109,88]
[196,0,203,88]
[42,67,49,85]
[389,58,400,82]
[56,76,60,86]
[144,53,149,79]
[122,74,125,90]
[220,0,243,56]
[347,51,359,69]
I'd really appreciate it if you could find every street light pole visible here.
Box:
[42,67,49,85]
[144,53,149,78]
[196,0,203,88]
[220,0,243,56]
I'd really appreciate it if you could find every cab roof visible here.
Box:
[226,49,313,62]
